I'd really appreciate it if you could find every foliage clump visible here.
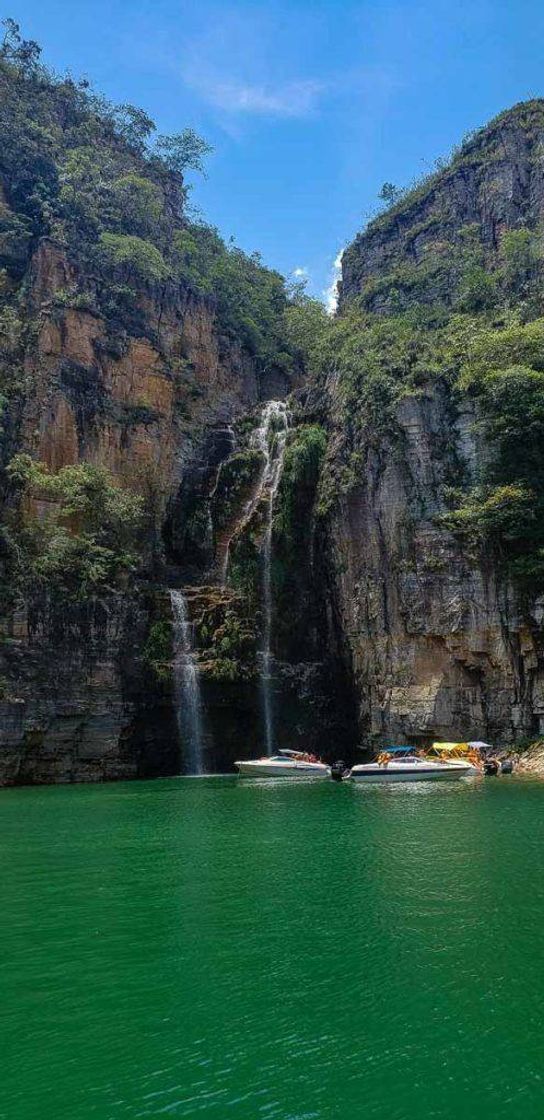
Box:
[276,426,328,543]
[143,620,173,682]
[4,455,143,600]
[200,608,257,681]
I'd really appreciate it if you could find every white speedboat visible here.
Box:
[235,749,331,778]
[348,749,472,783]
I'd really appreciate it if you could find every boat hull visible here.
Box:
[349,764,471,783]
[236,761,331,778]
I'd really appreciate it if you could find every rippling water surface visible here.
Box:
[2,775,544,1119]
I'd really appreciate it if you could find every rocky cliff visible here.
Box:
[324,386,544,745]
[0,35,352,783]
[2,29,544,785]
[340,100,544,311]
[321,100,544,747]
[0,232,270,782]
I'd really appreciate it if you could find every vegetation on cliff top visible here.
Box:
[0,18,296,379]
[289,99,544,588]
[357,99,544,243]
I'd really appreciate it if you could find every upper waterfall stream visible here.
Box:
[218,403,287,588]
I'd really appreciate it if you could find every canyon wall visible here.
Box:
[0,235,266,781]
[3,47,544,784]
[324,387,544,745]
[323,100,544,746]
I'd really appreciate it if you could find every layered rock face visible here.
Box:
[0,593,179,785]
[23,240,262,489]
[4,74,544,783]
[0,236,285,782]
[325,389,544,744]
[340,101,544,309]
[324,101,544,746]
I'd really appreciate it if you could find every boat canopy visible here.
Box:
[431,742,470,753]
[381,745,416,754]
[467,741,491,750]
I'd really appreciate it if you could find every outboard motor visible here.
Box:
[500,758,513,775]
[331,760,347,782]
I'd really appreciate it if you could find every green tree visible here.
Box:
[0,18,41,72]
[98,232,170,282]
[502,228,541,296]
[457,264,498,312]
[110,175,164,238]
[5,457,144,598]
[379,182,401,205]
[154,130,213,177]
[112,104,156,152]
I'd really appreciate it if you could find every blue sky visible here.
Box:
[18,0,544,304]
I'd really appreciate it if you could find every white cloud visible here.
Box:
[324,249,344,314]
[179,14,325,121]
[184,74,324,118]
[293,266,309,279]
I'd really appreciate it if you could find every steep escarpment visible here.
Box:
[340,100,544,312]
[0,27,340,783]
[3,23,544,782]
[317,100,544,746]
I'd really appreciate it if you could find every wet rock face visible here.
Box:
[0,594,179,785]
[325,386,544,745]
[0,237,292,785]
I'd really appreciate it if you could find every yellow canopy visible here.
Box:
[431,742,470,753]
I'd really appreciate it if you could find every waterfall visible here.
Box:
[170,589,204,775]
[215,400,289,754]
[220,401,289,587]
[257,402,289,755]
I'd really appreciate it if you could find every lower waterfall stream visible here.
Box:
[170,589,204,774]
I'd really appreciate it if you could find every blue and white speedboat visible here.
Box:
[348,746,471,783]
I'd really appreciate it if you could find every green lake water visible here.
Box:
[2,775,544,1120]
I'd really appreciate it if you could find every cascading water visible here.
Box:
[169,589,204,774]
[220,402,289,586]
[257,402,289,755]
[216,400,289,754]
